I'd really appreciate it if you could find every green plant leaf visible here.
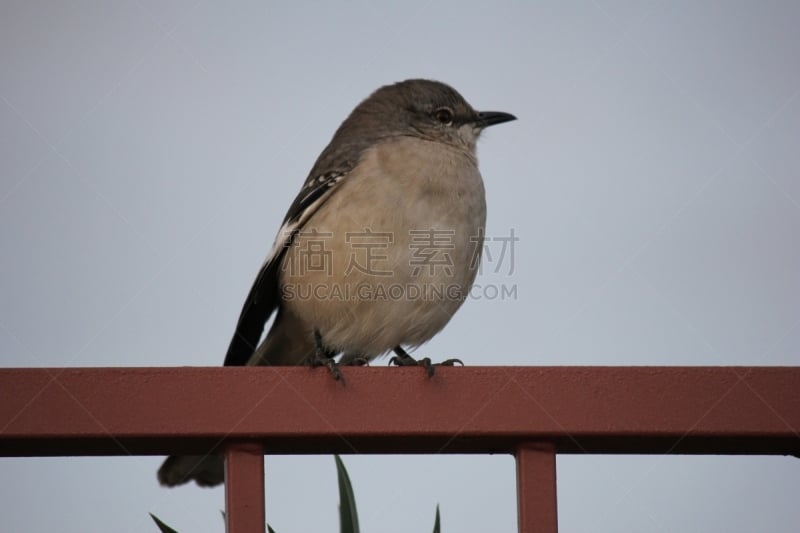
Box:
[432,504,441,533]
[221,508,276,533]
[149,513,180,533]
[335,454,360,533]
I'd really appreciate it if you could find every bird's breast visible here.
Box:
[279,136,487,357]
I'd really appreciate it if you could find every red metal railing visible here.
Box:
[2,366,799,532]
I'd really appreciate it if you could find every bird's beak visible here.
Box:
[475,111,517,129]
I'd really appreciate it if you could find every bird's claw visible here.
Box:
[436,358,465,367]
[390,347,463,377]
[308,352,343,380]
[311,329,343,381]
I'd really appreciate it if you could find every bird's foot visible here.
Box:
[308,352,342,380]
[310,330,343,380]
[389,346,463,377]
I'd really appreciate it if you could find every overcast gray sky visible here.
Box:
[1,2,799,532]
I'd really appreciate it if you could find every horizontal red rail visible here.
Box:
[1,366,798,457]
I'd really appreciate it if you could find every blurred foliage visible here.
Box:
[150,455,440,532]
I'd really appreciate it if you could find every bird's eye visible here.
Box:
[433,107,454,125]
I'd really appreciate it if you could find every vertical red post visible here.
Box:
[225,442,266,533]
[515,442,558,533]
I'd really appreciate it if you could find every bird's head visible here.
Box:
[338,79,516,153]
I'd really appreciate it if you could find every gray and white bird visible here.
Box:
[158,79,515,487]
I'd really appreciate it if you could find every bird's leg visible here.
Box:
[389,346,463,377]
[309,329,342,380]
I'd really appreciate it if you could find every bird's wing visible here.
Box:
[223,169,349,366]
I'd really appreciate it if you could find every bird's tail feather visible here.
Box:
[157,454,224,487]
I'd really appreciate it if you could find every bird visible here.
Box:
[158,79,515,487]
